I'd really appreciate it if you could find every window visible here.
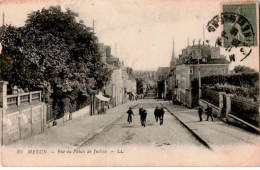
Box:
[189,69,193,74]
[222,68,225,74]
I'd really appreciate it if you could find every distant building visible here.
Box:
[170,39,176,68]
[98,43,107,63]
[168,38,177,101]
[156,67,170,99]
[174,43,230,107]
[104,45,136,105]
[133,71,156,95]
[122,64,137,101]
[104,46,124,107]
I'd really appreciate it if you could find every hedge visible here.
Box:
[192,72,259,88]
[201,88,219,106]
[191,72,259,101]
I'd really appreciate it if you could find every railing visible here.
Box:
[6,91,41,108]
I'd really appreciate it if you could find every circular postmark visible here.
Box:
[207,12,255,47]
[206,12,255,61]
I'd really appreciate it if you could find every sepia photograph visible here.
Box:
[0,0,259,167]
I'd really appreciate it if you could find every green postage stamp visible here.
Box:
[221,1,258,47]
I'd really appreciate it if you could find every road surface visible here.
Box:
[80,99,204,148]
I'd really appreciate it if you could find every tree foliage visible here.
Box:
[0,6,112,117]
[233,65,257,73]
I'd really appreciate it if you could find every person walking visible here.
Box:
[154,106,160,122]
[159,107,165,125]
[198,106,203,121]
[206,104,213,121]
[141,109,147,127]
[139,108,147,127]
[139,108,143,123]
[127,107,134,124]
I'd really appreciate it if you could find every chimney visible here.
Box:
[106,46,111,58]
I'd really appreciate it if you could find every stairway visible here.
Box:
[145,89,156,99]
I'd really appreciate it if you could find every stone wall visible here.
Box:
[57,105,90,125]
[0,81,47,145]
[2,102,46,145]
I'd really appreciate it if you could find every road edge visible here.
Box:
[75,103,139,149]
[160,103,213,151]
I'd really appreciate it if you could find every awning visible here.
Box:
[95,94,111,101]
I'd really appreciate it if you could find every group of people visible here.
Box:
[126,106,165,127]
[198,104,213,121]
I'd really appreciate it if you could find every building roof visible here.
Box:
[183,58,230,65]
[176,44,230,65]
[157,67,170,75]
[106,56,119,65]
[157,67,171,80]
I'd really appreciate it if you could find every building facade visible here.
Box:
[174,44,230,108]
[156,67,170,99]
[104,46,136,106]
[133,71,156,96]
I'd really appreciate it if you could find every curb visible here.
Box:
[75,103,139,149]
[160,103,213,151]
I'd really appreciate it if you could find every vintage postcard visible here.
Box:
[0,0,259,167]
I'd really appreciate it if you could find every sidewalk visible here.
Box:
[7,101,138,149]
[161,102,259,147]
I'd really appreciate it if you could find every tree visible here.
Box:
[233,65,257,73]
[0,6,112,117]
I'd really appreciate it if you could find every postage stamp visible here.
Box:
[206,0,258,61]
[222,2,257,47]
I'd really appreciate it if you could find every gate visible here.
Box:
[221,95,227,118]
[46,104,54,123]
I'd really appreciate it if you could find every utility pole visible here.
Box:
[258,58,260,105]
[198,57,201,105]
[0,13,4,56]
[203,24,205,43]
[2,13,4,26]
[92,20,95,33]
[115,43,117,58]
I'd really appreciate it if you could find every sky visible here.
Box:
[0,0,259,71]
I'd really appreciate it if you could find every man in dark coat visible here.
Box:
[139,108,147,127]
[206,104,213,121]
[154,106,160,122]
[127,107,134,123]
[139,108,143,122]
[159,107,165,125]
[198,106,203,121]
